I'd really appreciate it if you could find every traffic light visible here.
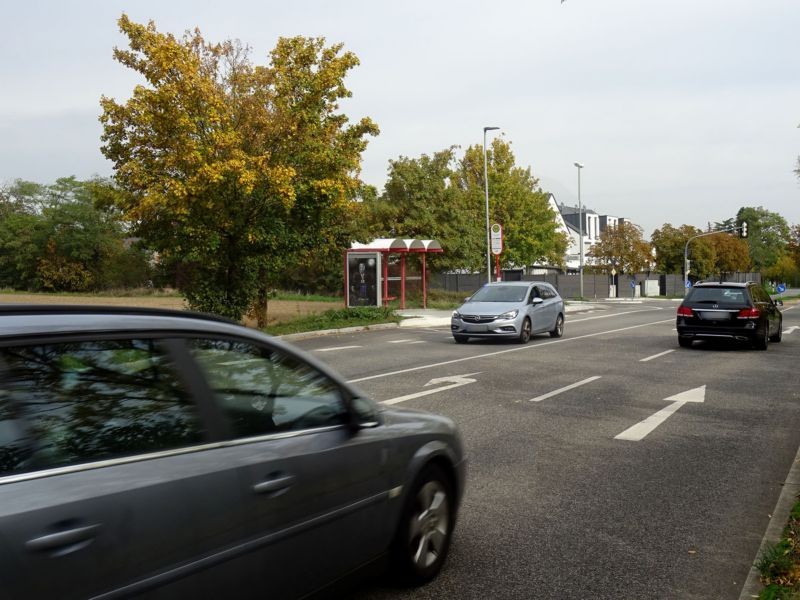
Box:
[740,221,748,238]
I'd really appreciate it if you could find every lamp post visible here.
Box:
[574,162,584,298]
[483,126,500,283]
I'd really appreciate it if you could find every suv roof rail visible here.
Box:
[0,304,238,325]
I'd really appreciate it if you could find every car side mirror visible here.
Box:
[532,297,544,305]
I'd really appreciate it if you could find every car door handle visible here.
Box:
[253,474,295,496]
[26,523,101,555]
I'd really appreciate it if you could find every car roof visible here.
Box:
[693,281,750,288]
[0,304,254,341]
[484,281,550,287]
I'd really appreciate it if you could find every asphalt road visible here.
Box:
[294,300,800,599]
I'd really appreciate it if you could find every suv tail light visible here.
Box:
[737,307,760,319]
[677,306,693,317]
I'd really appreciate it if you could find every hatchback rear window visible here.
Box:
[687,287,747,304]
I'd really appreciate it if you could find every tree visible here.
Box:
[363,148,483,271]
[455,138,568,271]
[589,221,652,274]
[707,233,750,276]
[100,15,378,321]
[736,206,790,271]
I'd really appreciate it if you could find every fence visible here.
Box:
[430,271,763,299]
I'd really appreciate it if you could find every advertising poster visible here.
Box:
[347,252,381,307]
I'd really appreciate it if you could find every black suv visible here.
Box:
[0,305,465,599]
[676,281,783,349]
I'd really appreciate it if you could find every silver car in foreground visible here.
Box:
[451,281,565,343]
[0,305,465,599]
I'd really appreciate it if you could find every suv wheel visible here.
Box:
[678,337,692,348]
[769,318,783,343]
[754,326,769,351]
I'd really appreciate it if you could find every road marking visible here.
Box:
[528,376,602,402]
[784,326,799,335]
[381,372,481,405]
[387,339,414,344]
[315,345,362,352]
[615,385,706,442]
[568,307,665,324]
[640,349,675,362]
[407,341,427,345]
[348,318,674,383]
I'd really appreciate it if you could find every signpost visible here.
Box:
[490,223,503,282]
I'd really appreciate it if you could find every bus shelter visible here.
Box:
[345,238,443,309]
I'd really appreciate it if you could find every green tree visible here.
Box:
[707,233,750,276]
[589,221,652,274]
[100,15,377,321]
[736,206,790,271]
[363,148,483,271]
[455,139,568,271]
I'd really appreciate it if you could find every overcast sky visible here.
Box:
[2,0,798,235]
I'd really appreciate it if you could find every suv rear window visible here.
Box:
[686,287,748,304]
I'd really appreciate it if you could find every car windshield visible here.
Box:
[687,287,747,304]
[469,285,527,303]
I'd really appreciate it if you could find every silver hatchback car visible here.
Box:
[451,281,565,344]
[0,305,465,600]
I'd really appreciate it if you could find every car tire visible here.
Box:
[390,464,454,587]
[453,334,469,344]
[769,318,783,343]
[549,314,564,338]
[754,326,769,351]
[517,318,532,344]
[678,337,692,348]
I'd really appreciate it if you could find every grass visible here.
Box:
[264,306,401,336]
[757,495,800,599]
[0,286,182,297]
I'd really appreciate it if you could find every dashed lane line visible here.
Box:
[528,376,602,403]
[315,345,362,352]
[640,349,675,362]
[348,317,674,384]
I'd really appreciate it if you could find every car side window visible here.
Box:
[0,340,203,476]
[187,338,348,438]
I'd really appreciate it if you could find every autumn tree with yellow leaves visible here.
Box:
[100,15,378,322]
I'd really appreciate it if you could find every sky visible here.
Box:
[1,0,798,236]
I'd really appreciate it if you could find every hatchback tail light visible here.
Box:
[737,307,760,319]
[677,306,693,317]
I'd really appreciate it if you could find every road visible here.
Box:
[293,300,800,599]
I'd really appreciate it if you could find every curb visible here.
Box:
[277,322,400,342]
[738,444,800,599]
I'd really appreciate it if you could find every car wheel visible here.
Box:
[549,314,564,338]
[453,334,469,344]
[678,337,692,348]
[517,318,532,344]
[769,318,783,343]
[390,464,454,586]
[754,325,769,350]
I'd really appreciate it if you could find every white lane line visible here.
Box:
[315,345,362,352]
[387,339,414,344]
[784,326,799,335]
[568,307,665,324]
[529,376,602,403]
[615,386,706,442]
[407,341,427,345]
[349,318,674,383]
[640,349,675,363]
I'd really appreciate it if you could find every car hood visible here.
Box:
[457,301,520,315]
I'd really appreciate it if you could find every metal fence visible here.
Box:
[430,271,763,299]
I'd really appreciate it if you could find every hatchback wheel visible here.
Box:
[550,314,564,338]
[453,334,469,344]
[390,464,454,586]
[518,318,532,344]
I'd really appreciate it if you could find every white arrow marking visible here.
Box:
[615,385,706,442]
[784,326,799,336]
[382,372,481,405]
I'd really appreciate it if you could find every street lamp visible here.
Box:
[574,162,584,298]
[483,126,500,283]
